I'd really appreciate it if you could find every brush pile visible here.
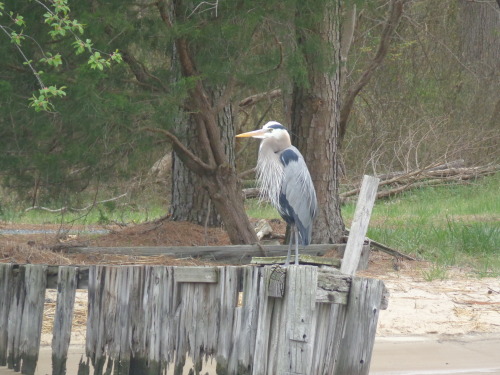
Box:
[341,160,499,202]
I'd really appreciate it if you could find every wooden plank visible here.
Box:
[67,244,346,263]
[159,267,176,370]
[340,175,380,276]
[0,263,15,366]
[215,267,239,373]
[277,266,317,375]
[6,265,24,371]
[173,266,218,283]
[251,254,341,267]
[19,265,47,375]
[252,266,277,374]
[52,266,78,375]
[85,265,108,375]
[334,277,385,375]
[309,303,347,375]
[316,270,351,305]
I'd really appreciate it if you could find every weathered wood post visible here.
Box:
[336,174,383,375]
[340,175,380,276]
[0,263,15,367]
[276,265,317,374]
[52,266,78,375]
[334,277,385,374]
[0,264,47,375]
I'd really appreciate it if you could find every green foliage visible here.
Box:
[0,0,121,110]
[29,85,66,112]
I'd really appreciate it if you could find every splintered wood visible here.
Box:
[0,264,47,375]
[0,263,387,375]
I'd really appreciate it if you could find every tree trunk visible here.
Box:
[155,0,257,244]
[171,142,219,226]
[182,104,256,244]
[290,1,345,244]
[459,0,500,74]
[202,164,256,244]
[170,86,234,227]
[459,0,500,127]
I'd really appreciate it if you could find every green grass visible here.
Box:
[1,206,165,226]
[0,198,166,226]
[342,173,500,276]
[244,199,281,220]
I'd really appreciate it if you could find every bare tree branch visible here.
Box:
[156,0,173,28]
[121,50,168,92]
[238,89,282,109]
[143,126,215,174]
[340,3,357,90]
[339,0,406,144]
[25,193,128,213]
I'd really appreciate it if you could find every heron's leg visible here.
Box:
[285,227,293,267]
[294,227,300,265]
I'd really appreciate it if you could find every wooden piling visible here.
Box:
[52,266,78,375]
[0,264,47,374]
[0,263,15,367]
[335,277,386,375]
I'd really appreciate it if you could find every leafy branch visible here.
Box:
[0,0,122,112]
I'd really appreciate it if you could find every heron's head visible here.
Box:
[236,121,290,140]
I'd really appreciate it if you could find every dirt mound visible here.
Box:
[89,218,232,247]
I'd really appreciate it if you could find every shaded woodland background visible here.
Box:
[0,0,498,232]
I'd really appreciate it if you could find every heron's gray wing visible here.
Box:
[279,146,317,245]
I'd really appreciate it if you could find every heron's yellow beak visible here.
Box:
[236,129,268,138]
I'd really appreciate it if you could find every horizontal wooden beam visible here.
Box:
[8,264,388,309]
[173,266,218,283]
[251,254,341,267]
[66,244,346,264]
[13,264,219,289]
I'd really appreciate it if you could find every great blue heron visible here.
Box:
[236,121,317,265]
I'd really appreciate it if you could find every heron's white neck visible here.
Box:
[260,130,291,153]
